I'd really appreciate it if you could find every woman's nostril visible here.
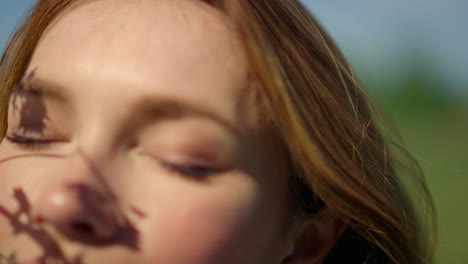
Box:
[71,221,94,235]
[34,182,124,244]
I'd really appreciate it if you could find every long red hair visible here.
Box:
[0,1,435,263]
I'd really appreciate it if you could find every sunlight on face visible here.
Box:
[0,0,294,263]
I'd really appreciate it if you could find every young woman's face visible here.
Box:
[0,0,295,263]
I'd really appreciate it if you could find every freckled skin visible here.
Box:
[0,0,296,263]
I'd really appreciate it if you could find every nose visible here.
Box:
[35,182,119,244]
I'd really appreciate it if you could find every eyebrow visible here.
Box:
[11,77,70,103]
[133,96,243,138]
[12,76,243,138]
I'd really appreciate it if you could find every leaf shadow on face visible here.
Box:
[0,156,145,263]
[10,69,48,136]
[0,71,146,264]
[0,188,83,264]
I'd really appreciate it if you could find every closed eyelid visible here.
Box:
[11,74,71,104]
[10,74,244,144]
[131,97,245,140]
[9,73,69,119]
[9,89,49,136]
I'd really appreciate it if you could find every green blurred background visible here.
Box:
[1,0,467,263]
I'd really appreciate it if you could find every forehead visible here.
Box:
[26,0,252,128]
[38,0,243,64]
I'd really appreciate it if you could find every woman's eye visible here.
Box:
[160,161,218,178]
[5,134,53,150]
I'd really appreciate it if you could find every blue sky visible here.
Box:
[305,0,468,98]
[1,0,467,97]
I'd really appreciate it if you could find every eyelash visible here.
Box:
[159,160,218,178]
[6,135,221,177]
[5,134,53,150]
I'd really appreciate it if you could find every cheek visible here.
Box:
[137,177,275,264]
[0,154,66,212]
[0,157,39,201]
[0,158,45,254]
[0,162,16,244]
[0,157,56,194]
